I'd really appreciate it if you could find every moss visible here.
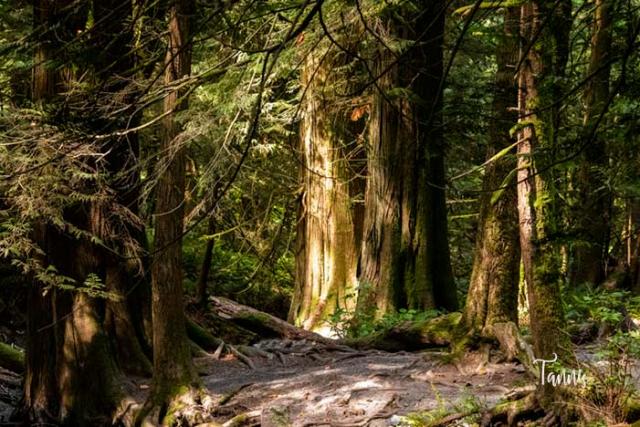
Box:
[345,312,462,351]
[628,399,640,423]
[0,342,24,373]
[186,319,223,350]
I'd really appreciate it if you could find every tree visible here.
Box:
[462,7,520,336]
[516,0,573,395]
[358,0,457,315]
[144,0,202,422]
[21,1,139,424]
[569,0,615,287]
[288,48,359,334]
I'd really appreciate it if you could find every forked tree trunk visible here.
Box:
[516,0,573,399]
[289,52,359,335]
[148,0,200,410]
[358,1,456,315]
[463,8,520,335]
[569,0,614,287]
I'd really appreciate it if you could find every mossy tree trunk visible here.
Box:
[463,8,520,336]
[358,0,456,316]
[516,0,573,394]
[569,0,614,287]
[147,0,200,415]
[289,51,359,335]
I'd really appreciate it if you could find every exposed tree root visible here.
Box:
[227,345,255,370]
[221,410,260,427]
[480,392,546,427]
[137,386,216,427]
[488,321,537,376]
[205,297,541,394]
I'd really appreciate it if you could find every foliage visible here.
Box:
[397,388,486,426]
[576,330,640,424]
[327,288,441,339]
[564,286,640,328]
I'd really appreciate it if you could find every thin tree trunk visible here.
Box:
[463,8,520,335]
[516,0,573,400]
[197,217,216,306]
[20,1,61,421]
[289,52,359,335]
[570,0,614,286]
[148,0,199,409]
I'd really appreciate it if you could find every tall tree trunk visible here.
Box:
[21,1,61,422]
[570,0,614,286]
[147,0,200,414]
[289,52,359,335]
[92,0,153,377]
[463,8,520,335]
[358,0,456,315]
[516,0,573,400]
[22,2,128,424]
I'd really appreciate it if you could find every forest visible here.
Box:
[0,0,640,425]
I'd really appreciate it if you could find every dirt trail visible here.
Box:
[0,342,531,426]
[191,344,529,426]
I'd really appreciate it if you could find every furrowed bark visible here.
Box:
[516,0,573,404]
[146,0,201,419]
[358,0,457,315]
[463,7,520,336]
[289,48,359,335]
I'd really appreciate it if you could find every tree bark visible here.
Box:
[197,217,216,307]
[569,0,614,286]
[289,51,359,335]
[358,1,457,315]
[463,8,520,336]
[516,0,573,400]
[93,0,154,377]
[148,0,200,410]
[22,2,129,424]
[21,2,62,422]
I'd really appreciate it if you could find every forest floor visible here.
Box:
[0,340,638,426]
[164,342,526,426]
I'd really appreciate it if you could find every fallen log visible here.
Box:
[0,342,23,374]
[343,312,462,352]
[209,297,333,345]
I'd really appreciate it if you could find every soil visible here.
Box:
[132,341,529,426]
